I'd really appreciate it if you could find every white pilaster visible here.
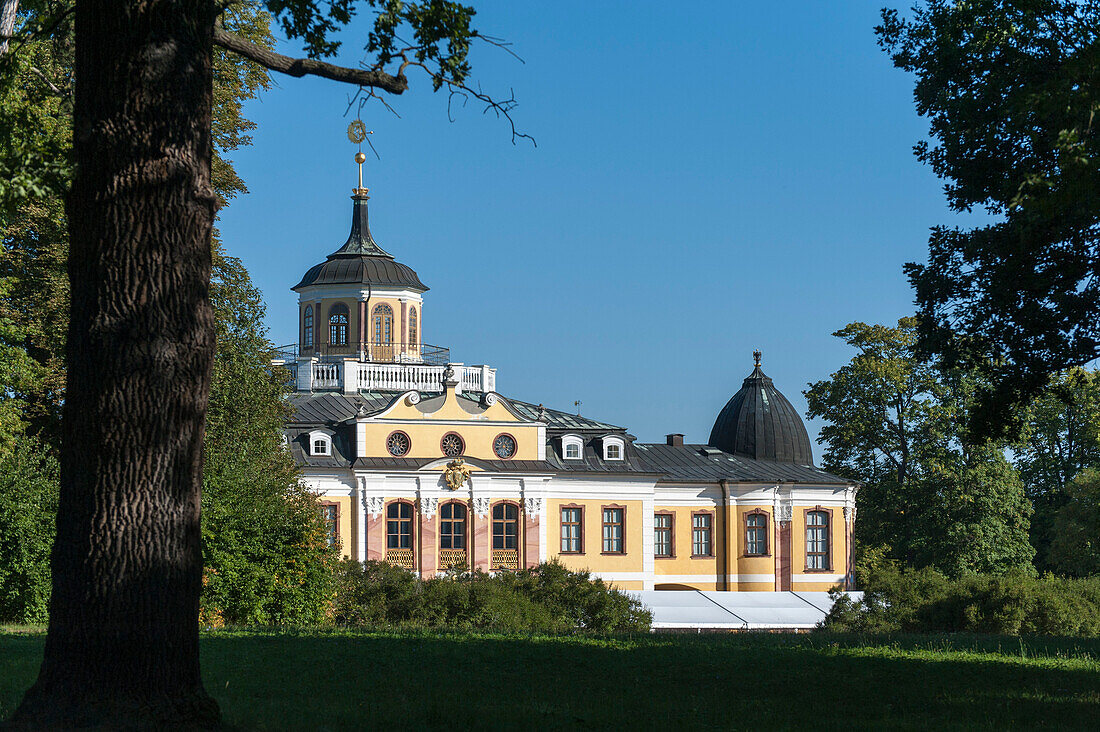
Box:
[342,358,359,394]
[296,357,314,391]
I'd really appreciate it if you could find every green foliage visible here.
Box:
[826,552,1100,636]
[0,437,57,624]
[200,246,338,626]
[0,10,72,212]
[331,559,652,633]
[877,0,1100,437]
[806,318,1034,574]
[0,3,275,450]
[1048,469,1100,577]
[264,0,477,88]
[1016,369,1100,570]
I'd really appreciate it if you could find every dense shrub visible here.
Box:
[824,551,1100,637]
[0,437,58,624]
[332,559,652,633]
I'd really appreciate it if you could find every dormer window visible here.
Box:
[602,436,625,461]
[561,434,583,460]
[308,429,334,457]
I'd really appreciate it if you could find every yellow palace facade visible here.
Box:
[277,177,859,593]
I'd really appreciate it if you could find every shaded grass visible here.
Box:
[2,629,1100,729]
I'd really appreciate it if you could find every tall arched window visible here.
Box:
[806,510,829,570]
[372,304,394,343]
[386,502,414,549]
[329,303,349,346]
[745,512,767,556]
[385,501,415,570]
[440,502,466,549]
[408,307,418,345]
[491,502,520,570]
[303,306,313,347]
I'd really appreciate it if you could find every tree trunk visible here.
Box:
[0,0,18,57]
[11,1,220,727]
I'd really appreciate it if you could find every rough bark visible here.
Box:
[213,25,407,93]
[0,0,18,56]
[11,0,220,727]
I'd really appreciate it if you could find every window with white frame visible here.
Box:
[562,435,583,460]
[308,430,333,456]
[602,436,624,460]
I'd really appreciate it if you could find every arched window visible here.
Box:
[409,307,418,345]
[491,502,520,570]
[745,512,768,556]
[386,501,414,549]
[303,305,313,347]
[806,510,829,570]
[372,304,394,344]
[329,303,349,346]
[440,502,466,550]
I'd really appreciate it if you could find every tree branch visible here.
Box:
[213,26,408,94]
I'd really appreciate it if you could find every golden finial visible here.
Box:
[347,120,372,195]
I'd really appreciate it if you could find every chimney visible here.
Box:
[666,433,684,447]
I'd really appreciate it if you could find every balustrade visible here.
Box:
[384,548,416,570]
[438,549,468,570]
[490,549,519,571]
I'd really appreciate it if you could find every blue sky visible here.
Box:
[217,1,964,451]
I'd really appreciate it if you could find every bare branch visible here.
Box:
[477,33,525,65]
[431,70,534,147]
[345,85,402,120]
[213,25,408,94]
[27,65,64,96]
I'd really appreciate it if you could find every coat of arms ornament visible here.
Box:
[443,458,471,490]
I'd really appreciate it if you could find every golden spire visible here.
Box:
[347,120,371,196]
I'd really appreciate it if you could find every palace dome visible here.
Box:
[292,191,428,292]
[707,352,814,464]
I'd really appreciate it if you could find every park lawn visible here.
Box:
[1,630,1099,729]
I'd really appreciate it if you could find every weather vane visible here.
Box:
[346,120,372,194]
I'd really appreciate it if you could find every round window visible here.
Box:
[493,433,517,459]
[440,432,465,457]
[386,431,411,457]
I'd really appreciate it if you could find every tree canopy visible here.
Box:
[806,318,1034,575]
[878,0,1100,438]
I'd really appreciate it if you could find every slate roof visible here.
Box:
[292,194,428,292]
[286,391,624,432]
[284,391,849,485]
[635,443,850,485]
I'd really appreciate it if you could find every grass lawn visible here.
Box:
[2,630,1099,729]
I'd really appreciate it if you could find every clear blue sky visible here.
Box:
[216,1,963,453]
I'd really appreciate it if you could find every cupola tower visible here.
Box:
[293,154,429,364]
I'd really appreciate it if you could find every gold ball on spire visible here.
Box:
[355,152,367,164]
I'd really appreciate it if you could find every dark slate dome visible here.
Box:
[293,191,428,292]
[708,351,814,464]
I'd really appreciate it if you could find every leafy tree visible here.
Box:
[0,436,57,624]
[806,318,1034,575]
[0,1,273,449]
[201,243,337,626]
[1048,469,1100,577]
[2,0,521,725]
[1015,369,1100,569]
[877,0,1100,438]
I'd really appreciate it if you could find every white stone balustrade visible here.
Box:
[295,358,496,395]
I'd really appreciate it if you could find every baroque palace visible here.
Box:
[276,163,859,593]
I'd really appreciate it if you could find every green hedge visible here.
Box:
[824,555,1100,636]
[332,559,652,633]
